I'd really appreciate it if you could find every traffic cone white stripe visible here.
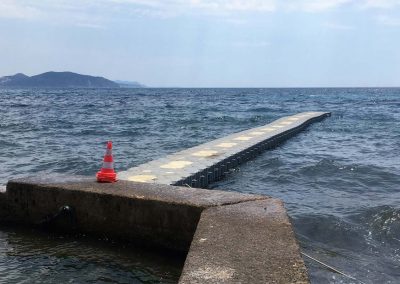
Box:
[102,162,114,169]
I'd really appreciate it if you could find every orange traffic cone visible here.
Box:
[96,141,117,183]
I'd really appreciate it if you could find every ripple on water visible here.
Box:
[1,88,400,283]
[0,226,183,283]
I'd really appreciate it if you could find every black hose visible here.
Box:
[37,205,77,231]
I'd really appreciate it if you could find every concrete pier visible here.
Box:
[119,111,330,188]
[0,178,309,283]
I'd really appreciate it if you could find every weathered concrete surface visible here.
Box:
[7,176,266,209]
[179,199,309,284]
[2,177,266,252]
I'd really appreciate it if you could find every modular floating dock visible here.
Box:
[119,111,330,187]
[0,111,330,283]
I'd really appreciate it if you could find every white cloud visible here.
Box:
[284,0,352,12]
[190,0,276,12]
[232,40,270,47]
[1,0,400,26]
[363,0,400,9]
[0,0,42,19]
[377,14,400,25]
[0,0,350,23]
[106,0,399,12]
[323,22,355,30]
[0,0,277,27]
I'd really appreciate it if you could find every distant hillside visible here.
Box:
[0,73,29,85]
[0,72,144,88]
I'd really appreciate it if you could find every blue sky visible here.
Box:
[1,0,400,87]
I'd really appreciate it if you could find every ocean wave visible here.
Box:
[248,107,274,112]
[6,103,30,108]
[294,205,400,250]
[296,159,400,192]
[350,205,400,245]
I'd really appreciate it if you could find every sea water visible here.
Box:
[0,88,399,283]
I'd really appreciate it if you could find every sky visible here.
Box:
[0,0,400,87]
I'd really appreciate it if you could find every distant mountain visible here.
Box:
[0,72,144,88]
[114,80,146,88]
[0,73,29,85]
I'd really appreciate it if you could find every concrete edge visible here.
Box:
[179,199,309,284]
[5,178,267,209]
[0,180,309,283]
[0,179,267,253]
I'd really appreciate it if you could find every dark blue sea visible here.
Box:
[0,88,399,283]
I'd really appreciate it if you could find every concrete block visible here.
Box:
[179,199,309,284]
[2,178,266,252]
